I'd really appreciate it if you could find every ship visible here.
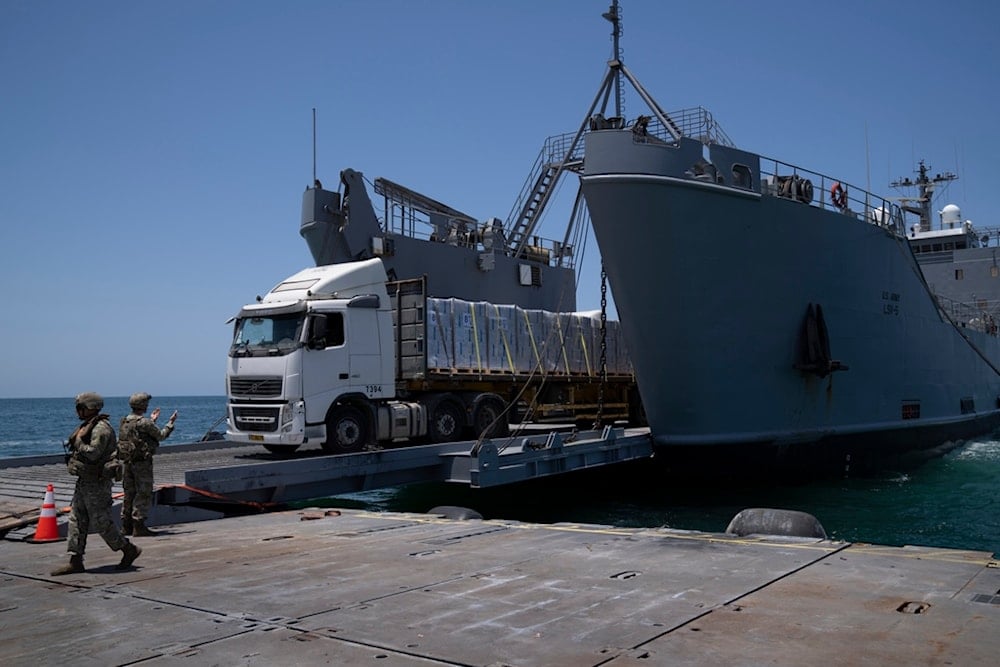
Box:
[295,2,1000,474]
[299,168,582,313]
[567,2,1000,474]
[902,161,1000,333]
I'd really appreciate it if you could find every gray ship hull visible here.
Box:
[581,131,1000,468]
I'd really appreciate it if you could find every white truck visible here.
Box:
[225,258,642,454]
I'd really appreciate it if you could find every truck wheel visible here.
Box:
[471,396,509,439]
[323,405,367,454]
[428,398,463,443]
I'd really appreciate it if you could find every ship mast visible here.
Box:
[891,160,957,232]
[602,0,623,118]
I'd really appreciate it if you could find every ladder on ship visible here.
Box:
[505,133,584,261]
[503,0,683,263]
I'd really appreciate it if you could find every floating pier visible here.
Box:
[1,426,654,536]
[2,506,998,664]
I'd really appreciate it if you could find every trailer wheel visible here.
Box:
[323,405,367,454]
[263,444,300,455]
[428,397,463,443]
[471,396,509,439]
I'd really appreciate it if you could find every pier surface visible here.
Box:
[2,508,998,665]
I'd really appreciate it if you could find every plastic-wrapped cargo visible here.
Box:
[425,299,452,370]
[422,296,632,376]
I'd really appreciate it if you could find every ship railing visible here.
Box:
[504,131,586,242]
[934,294,1000,335]
[653,107,735,147]
[380,194,574,269]
[504,107,735,260]
[758,157,907,236]
[972,226,1000,248]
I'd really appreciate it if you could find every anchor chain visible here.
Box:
[596,261,608,427]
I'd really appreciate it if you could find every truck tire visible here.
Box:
[428,397,463,443]
[323,405,367,454]
[471,395,509,439]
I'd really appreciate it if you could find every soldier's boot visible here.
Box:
[51,554,85,576]
[121,516,133,535]
[132,520,160,537]
[116,541,142,570]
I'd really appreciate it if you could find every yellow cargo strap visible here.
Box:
[556,315,571,374]
[579,327,593,377]
[523,310,542,372]
[470,303,482,373]
[494,304,516,374]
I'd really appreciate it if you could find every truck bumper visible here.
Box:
[225,400,306,445]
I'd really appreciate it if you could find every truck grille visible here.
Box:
[232,406,280,432]
[229,376,283,397]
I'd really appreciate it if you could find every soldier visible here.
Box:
[51,392,141,576]
[118,392,177,536]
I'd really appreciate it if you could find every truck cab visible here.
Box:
[226,259,395,453]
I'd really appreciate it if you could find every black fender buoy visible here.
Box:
[725,507,827,539]
[428,505,483,520]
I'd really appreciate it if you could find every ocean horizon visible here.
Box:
[0,395,227,459]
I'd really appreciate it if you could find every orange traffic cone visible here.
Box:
[29,484,62,543]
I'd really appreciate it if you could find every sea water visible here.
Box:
[2,396,997,555]
[322,438,1000,556]
[0,396,228,459]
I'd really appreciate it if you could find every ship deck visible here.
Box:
[2,507,998,665]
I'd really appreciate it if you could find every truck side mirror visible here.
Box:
[308,315,328,349]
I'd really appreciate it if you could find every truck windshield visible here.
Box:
[231,313,304,357]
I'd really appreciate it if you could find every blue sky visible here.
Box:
[2,0,997,398]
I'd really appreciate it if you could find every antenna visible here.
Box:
[865,121,871,194]
[312,108,317,186]
[890,160,958,232]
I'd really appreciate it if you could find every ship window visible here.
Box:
[932,243,942,251]
[912,246,922,254]
[944,242,954,251]
[955,269,964,280]
[956,241,967,249]
[991,266,998,278]
[901,402,920,420]
[921,244,931,252]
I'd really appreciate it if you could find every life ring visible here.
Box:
[830,182,847,209]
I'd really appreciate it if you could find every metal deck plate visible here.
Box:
[4,509,994,665]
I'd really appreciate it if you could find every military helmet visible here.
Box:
[129,392,152,408]
[75,391,104,410]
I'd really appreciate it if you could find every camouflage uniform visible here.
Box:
[118,392,174,535]
[52,392,141,575]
